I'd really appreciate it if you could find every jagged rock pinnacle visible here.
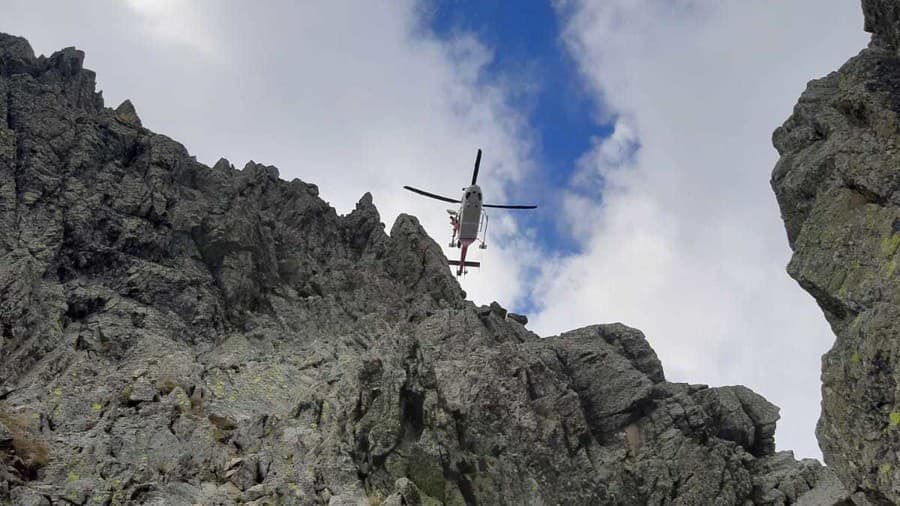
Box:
[114,99,141,127]
[863,0,900,52]
[773,1,900,502]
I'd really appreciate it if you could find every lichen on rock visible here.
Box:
[773,1,900,503]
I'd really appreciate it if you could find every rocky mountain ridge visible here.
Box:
[772,0,900,504]
[0,31,847,506]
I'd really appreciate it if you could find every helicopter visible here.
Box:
[404,149,537,276]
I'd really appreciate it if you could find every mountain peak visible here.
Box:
[863,0,900,51]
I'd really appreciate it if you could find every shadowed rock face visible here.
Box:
[0,32,844,505]
[773,1,900,503]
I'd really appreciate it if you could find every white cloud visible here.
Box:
[123,0,219,57]
[0,1,537,308]
[534,0,868,459]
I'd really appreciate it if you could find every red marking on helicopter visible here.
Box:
[404,149,537,276]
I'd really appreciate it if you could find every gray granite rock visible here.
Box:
[773,1,900,503]
[0,30,848,505]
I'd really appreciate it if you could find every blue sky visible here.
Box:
[428,0,612,256]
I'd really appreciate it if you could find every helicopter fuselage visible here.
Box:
[446,184,486,276]
[457,184,483,244]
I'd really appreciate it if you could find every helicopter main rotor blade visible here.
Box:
[483,203,538,209]
[403,186,460,204]
[471,149,482,186]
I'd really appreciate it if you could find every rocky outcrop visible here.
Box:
[0,32,843,505]
[772,1,900,503]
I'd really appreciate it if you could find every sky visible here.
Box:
[0,1,869,460]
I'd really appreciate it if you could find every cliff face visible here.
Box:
[773,1,900,503]
[0,33,844,505]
